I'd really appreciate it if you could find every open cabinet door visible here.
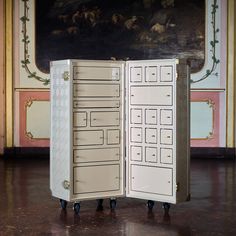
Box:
[125,59,190,204]
[50,60,126,203]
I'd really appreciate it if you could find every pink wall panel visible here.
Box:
[191,92,220,147]
[19,91,50,147]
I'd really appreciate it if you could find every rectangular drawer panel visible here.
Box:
[73,66,120,81]
[74,100,120,108]
[160,129,173,145]
[74,130,103,146]
[131,165,173,196]
[131,127,142,143]
[74,148,120,163]
[131,146,142,161]
[145,147,157,163]
[160,66,173,82]
[130,67,142,82]
[145,66,157,82]
[91,111,120,127]
[73,112,87,127]
[160,109,173,125]
[107,130,120,145]
[130,86,172,105]
[74,164,120,194]
[145,109,157,125]
[160,148,173,164]
[145,128,157,144]
[131,109,142,124]
[74,84,120,97]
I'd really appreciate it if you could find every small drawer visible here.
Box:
[160,148,173,164]
[131,146,142,161]
[145,128,157,144]
[107,129,120,145]
[160,129,173,145]
[73,112,87,127]
[160,66,173,82]
[74,130,104,146]
[90,111,120,127]
[131,109,142,124]
[160,109,172,125]
[131,127,142,143]
[145,109,157,125]
[131,67,142,82]
[145,66,157,82]
[145,147,157,163]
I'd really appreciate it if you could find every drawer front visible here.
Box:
[74,84,120,97]
[91,111,120,127]
[145,109,157,125]
[74,100,120,108]
[145,147,157,163]
[145,66,157,82]
[160,109,173,125]
[107,130,120,145]
[73,112,87,127]
[160,148,173,164]
[74,130,104,146]
[160,66,173,82]
[131,127,142,143]
[160,129,173,145]
[131,109,142,124]
[130,67,142,82]
[145,128,157,144]
[131,146,142,161]
[131,165,173,196]
[74,164,120,194]
[74,148,120,163]
[130,86,172,106]
[73,66,120,81]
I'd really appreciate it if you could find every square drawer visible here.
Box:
[145,128,157,144]
[145,109,157,125]
[160,109,173,125]
[145,66,157,82]
[73,112,87,127]
[160,66,173,82]
[160,129,173,145]
[131,109,142,124]
[160,148,173,164]
[91,111,120,127]
[145,147,157,163]
[131,146,142,161]
[131,127,142,143]
[107,129,120,145]
[130,67,142,82]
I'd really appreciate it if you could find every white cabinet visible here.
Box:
[50,59,190,207]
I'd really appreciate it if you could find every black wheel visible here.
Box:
[147,200,155,210]
[96,199,104,211]
[162,202,170,213]
[110,199,116,210]
[73,202,80,215]
[60,199,67,210]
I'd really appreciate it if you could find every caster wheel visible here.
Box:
[162,202,170,213]
[147,200,155,210]
[60,199,67,210]
[110,199,117,210]
[96,199,104,211]
[73,202,80,215]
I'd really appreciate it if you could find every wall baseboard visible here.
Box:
[1,147,235,159]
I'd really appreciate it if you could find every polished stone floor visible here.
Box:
[0,157,236,235]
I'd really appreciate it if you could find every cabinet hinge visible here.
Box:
[63,71,70,81]
[63,180,70,190]
[176,182,180,192]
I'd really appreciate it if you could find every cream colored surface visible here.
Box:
[227,0,236,147]
[73,130,104,146]
[90,111,120,127]
[5,0,13,147]
[0,0,4,153]
[26,101,50,139]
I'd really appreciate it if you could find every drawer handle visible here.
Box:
[167,155,171,157]
[167,116,171,118]
[83,118,87,121]
[116,136,119,138]
[99,137,103,139]
[131,94,134,97]
[152,116,155,118]
[152,154,155,157]
[137,73,140,76]
[167,73,171,75]
[137,134,141,137]
[116,153,119,156]
[137,115,141,118]
[167,136,171,138]
[151,135,155,137]
[137,153,140,155]
[152,73,155,75]
[166,94,171,97]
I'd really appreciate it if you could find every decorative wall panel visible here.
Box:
[19,91,50,147]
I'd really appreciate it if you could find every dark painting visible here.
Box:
[36,0,205,73]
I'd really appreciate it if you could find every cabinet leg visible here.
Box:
[147,200,155,210]
[110,199,117,210]
[162,202,170,213]
[73,202,80,215]
[96,199,104,211]
[59,199,67,210]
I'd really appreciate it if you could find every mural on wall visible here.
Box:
[35,0,205,74]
